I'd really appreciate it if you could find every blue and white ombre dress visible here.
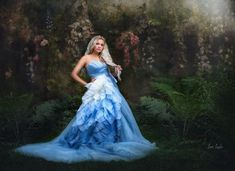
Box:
[15,60,157,163]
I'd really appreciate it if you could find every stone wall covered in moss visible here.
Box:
[1,0,235,100]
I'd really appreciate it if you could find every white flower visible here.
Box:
[40,39,49,47]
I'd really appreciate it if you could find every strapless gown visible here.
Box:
[15,60,157,163]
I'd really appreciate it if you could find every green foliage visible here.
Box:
[137,67,235,156]
[0,94,33,115]
[139,96,173,122]
[0,94,34,141]
[32,100,59,123]
[89,2,136,34]
[0,92,83,142]
[136,92,177,139]
[55,94,83,132]
[28,94,83,138]
[154,77,216,119]
[143,76,218,138]
[211,70,235,155]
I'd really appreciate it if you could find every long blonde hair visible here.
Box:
[85,35,117,67]
[85,35,122,80]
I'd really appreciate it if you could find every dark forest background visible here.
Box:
[0,0,235,170]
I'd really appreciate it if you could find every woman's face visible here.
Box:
[93,39,105,54]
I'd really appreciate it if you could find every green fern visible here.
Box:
[32,100,60,123]
[0,94,34,141]
[139,96,174,121]
[150,76,216,137]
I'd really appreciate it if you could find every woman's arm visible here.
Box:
[71,56,88,86]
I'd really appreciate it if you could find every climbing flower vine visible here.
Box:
[115,32,140,68]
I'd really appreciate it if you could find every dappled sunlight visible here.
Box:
[183,0,234,25]
[1,1,235,170]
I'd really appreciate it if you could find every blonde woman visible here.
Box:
[15,35,157,163]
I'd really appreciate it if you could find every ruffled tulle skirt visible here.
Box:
[15,74,157,163]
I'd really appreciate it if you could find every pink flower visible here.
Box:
[115,32,140,68]
[130,34,139,46]
[33,54,40,62]
[123,46,130,67]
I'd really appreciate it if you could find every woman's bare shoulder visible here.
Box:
[79,55,90,62]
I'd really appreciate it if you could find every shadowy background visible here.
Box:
[1,0,235,170]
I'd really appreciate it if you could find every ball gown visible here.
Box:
[15,60,157,163]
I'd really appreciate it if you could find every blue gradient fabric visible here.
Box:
[15,60,157,163]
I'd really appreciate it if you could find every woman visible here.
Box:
[15,35,157,163]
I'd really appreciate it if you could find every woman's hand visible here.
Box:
[114,65,122,75]
[115,65,122,71]
[115,65,122,81]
